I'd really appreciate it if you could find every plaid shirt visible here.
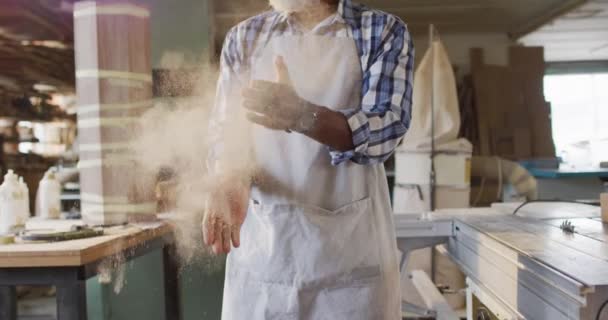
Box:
[217,0,414,165]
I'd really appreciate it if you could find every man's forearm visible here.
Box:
[303,105,355,152]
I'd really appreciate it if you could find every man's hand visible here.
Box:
[242,56,317,132]
[202,179,250,255]
[244,55,355,152]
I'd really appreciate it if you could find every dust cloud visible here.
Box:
[130,53,255,267]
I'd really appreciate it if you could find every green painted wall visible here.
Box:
[86,250,166,320]
[84,1,224,319]
[142,0,214,68]
[179,256,226,320]
[86,250,226,320]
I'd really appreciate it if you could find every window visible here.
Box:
[544,73,608,167]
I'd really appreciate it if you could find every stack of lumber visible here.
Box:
[460,46,556,206]
[464,46,555,160]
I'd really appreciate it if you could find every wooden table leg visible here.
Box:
[164,244,181,320]
[57,280,87,320]
[0,285,17,320]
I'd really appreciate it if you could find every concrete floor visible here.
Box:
[17,296,55,320]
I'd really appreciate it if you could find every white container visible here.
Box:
[393,184,470,214]
[393,140,473,214]
[395,151,472,188]
[0,170,24,234]
[18,177,30,225]
[37,169,61,219]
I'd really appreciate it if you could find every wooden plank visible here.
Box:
[469,48,484,73]
[471,63,528,159]
[509,46,555,158]
[462,216,608,286]
[0,223,171,268]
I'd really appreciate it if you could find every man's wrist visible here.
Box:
[293,102,320,133]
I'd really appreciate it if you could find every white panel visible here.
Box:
[395,152,471,187]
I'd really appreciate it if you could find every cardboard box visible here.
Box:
[602,193,608,223]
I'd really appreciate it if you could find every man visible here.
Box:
[204,0,414,318]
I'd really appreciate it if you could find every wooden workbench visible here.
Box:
[0,223,172,268]
[0,222,178,320]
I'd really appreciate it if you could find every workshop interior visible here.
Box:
[1,0,608,319]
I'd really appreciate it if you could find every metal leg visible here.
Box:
[402,300,437,318]
[57,281,87,320]
[163,244,180,320]
[410,270,459,320]
[0,286,17,320]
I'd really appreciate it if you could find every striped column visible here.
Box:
[74,1,155,225]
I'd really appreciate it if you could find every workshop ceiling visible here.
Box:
[0,0,75,96]
[212,0,583,51]
[0,0,73,42]
[519,0,608,61]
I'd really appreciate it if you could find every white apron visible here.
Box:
[222,17,401,320]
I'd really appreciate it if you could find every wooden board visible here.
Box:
[0,223,171,268]
[468,47,555,160]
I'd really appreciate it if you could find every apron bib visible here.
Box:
[222,21,401,320]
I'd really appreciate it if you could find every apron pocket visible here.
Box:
[228,197,385,319]
[241,197,382,288]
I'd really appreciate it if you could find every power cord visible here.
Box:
[512,199,598,215]
[596,299,608,320]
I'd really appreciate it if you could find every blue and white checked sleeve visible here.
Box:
[330,18,414,165]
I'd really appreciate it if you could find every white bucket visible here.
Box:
[395,140,472,188]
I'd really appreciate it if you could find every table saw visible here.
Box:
[395,202,608,320]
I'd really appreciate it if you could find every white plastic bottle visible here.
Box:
[0,170,23,234]
[18,177,30,225]
[37,169,61,219]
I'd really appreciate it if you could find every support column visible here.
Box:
[74,1,155,225]
[164,244,181,320]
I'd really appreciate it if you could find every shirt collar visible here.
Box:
[277,0,357,28]
[337,0,358,28]
[334,0,346,23]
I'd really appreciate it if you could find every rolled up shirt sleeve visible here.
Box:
[330,19,414,166]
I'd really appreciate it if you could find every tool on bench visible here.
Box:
[18,225,103,243]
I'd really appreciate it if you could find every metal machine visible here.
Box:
[396,202,608,320]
